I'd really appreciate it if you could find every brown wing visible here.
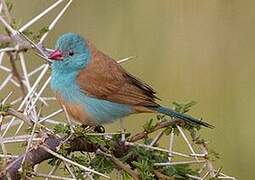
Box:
[76,41,159,108]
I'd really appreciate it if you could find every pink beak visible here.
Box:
[48,50,64,60]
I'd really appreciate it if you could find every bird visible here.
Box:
[48,33,213,129]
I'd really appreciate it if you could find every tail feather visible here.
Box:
[156,106,214,128]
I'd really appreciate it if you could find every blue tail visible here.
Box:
[156,106,213,128]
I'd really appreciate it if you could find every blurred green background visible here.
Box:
[1,0,255,179]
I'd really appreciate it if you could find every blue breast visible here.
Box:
[50,71,134,124]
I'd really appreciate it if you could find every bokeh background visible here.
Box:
[1,0,255,179]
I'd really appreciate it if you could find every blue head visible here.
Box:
[49,33,91,74]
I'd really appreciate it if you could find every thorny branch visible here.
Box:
[8,52,27,96]
[0,107,179,180]
[0,105,234,179]
[128,119,181,142]
[1,6,28,97]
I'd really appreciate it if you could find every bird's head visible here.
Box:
[49,33,91,73]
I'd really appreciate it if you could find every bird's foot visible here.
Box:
[81,124,90,130]
[94,125,105,133]
[80,124,105,133]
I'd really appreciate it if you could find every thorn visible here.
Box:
[117,56,137,64]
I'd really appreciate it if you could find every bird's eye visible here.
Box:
[68,50,74,56]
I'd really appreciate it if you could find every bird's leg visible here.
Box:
[120,118,126,142]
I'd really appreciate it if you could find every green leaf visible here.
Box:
[87,135,107,146]
[122,171,133,180]
[53,124,71,136]
[6,1,13,12]
[90,154,114,179]
[71,154,90,166]
[132,159,154,180]
[163,164,199,179]
[172,101,197,113]
[143,118,156,132]
[0,103,11,115]
[208,149,220,161]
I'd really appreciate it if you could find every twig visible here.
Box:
[97,149,139,180]
[41,145,109,179]
[201,142,215,177]
[29,171,76,180]
[27,64,46,77]
[218,172,236,180]
[0,65,11,72]
[0,74,12,91]
[18,0,66,32]
[0,154,18,158]
[128,119,180,142]
[2,64,49,136]
[168,128,174,162]
[8,52,26,96]
[177,125,198,161]
[0,47,17,52]
[27,76,51,113]
[62,105,74,133]
[218,177,236,180]
[4,108,33,126]
[149,130,164,146]
[39,109,63,123]
[63,161,76,179]
[153,170,174,180]
[45,160,61,180]
[1,0,12,24]
[117,56,136,64]
[0,115,7,166]
[125,141,190,158]
[21,109,40,165]
[190,153,207,158]
[39,0,73,44]
[187,174,202,180]
[0,51,7,65]
[2,135,40,144]
[154,160,206,166]
[0,16,16,34]
[201,171,209,180]
[10,78,20,87]
[0,92,13,165]
[19,53,30,89]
